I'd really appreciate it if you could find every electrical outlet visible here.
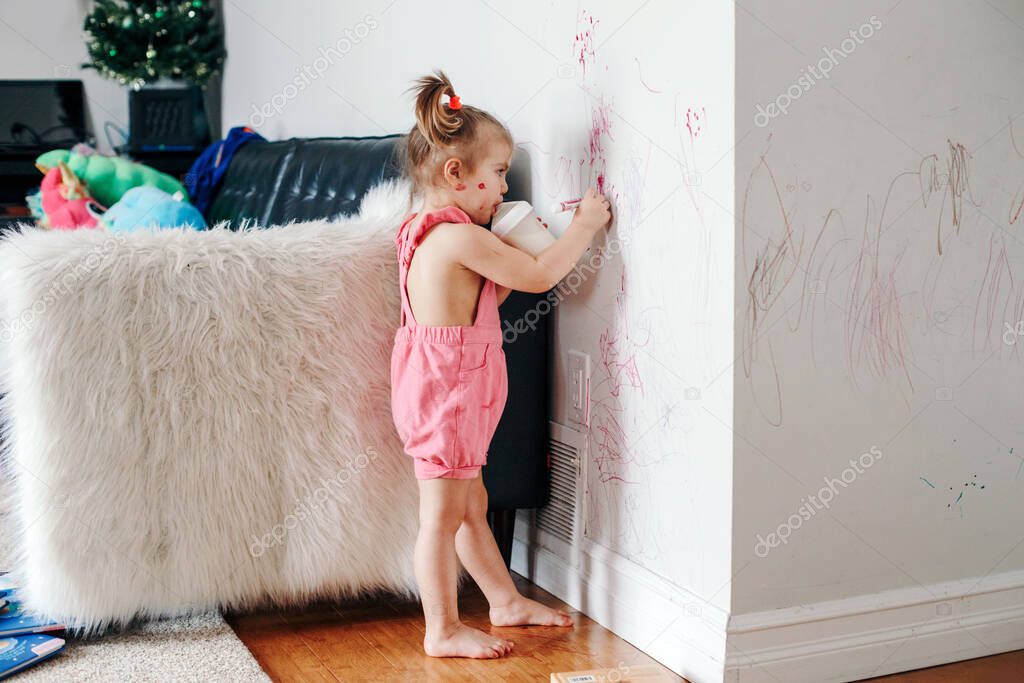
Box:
[568,350,590,427]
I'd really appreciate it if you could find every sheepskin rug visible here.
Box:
[0,179,435,633]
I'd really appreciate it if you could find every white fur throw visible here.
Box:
[0,179,440,633]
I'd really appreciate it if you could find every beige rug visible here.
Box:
[0,474,269,681]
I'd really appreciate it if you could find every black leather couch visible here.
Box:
[204,134,551,567]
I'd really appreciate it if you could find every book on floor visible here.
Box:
[0,635,65,680]
[550,664,675,683]
[0,593,64,638]
[0,577,15,601]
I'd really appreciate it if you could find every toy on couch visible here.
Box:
[185,125,266,215]
[35,149,187,208]
[100,186,206,232]
[38,161,106,230]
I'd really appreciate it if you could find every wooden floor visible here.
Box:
[225,571,684,682]
[226,573,1024,682]
[861,649,1024,682]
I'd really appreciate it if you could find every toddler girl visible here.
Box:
[390,70,612,659]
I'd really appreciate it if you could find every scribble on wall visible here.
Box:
[574,10,598,77]
[634,57,662,94]
[739,132,1007,425]
[1009,118,1024,225]
[740,135,845,425]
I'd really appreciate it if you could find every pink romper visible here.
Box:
[390,206,509,479]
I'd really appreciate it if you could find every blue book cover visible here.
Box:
[0,635,65,679]
[0,594,64,638]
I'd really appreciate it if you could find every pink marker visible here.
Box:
[552,197,583,213]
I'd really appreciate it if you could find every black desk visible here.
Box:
[0,147,47,229]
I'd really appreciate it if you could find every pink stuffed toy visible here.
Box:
[38,161,105,230]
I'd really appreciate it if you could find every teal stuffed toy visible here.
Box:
[100,186,206,232]
[36,149,187,207]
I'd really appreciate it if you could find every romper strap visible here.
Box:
[397,206,475,327]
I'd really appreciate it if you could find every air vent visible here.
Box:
[536,422,585,546]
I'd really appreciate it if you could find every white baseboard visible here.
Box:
[513,515,1024,683]
[725,569,1024,682]
[512,511,729,683]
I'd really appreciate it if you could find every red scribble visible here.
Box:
[1011,192,1024,225]
[574,11,598,77]
[588,95,613,196]
[685,106,706,141]
[674,95,705,223]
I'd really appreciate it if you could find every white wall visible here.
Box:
[731,0,1024,679]
[222,1,735,680]
[0,1,130,153]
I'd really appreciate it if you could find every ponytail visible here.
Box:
[402,70,513,194]
[409,70,461,148]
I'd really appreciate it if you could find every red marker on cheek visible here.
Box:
[478,183,486,189]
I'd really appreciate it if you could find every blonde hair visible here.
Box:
[403,70,513,193]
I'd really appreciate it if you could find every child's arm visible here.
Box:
[456,189,611,294]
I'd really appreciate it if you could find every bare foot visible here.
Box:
[423,622,514,658]
[489,596,574,627]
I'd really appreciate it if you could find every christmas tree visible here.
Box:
[83,0,225,89]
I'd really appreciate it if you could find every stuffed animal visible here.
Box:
[100,186,206,232]
[35,149,187,207]
[38,161,105,230]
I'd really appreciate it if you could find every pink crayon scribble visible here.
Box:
[685,106,706,141]
[634,57,662,94]
[844,210,913,391]
[972,234,1015,353]
[674,96,706,222]
[589,264,655,485]
[574,11,598,77]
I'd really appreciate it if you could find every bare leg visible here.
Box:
[454,475,574,627]
[416,476,515,658]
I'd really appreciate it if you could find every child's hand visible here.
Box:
[572,187,612,234]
